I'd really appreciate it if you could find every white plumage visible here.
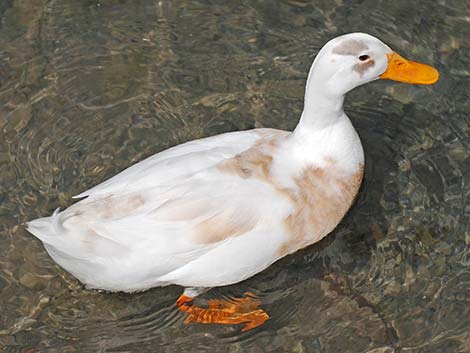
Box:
[27,33,438,298]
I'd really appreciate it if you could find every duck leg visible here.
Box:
[176,288,269,331]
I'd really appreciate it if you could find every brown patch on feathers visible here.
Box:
[194,211,258,244]
[194,130,289,243]
[278,161,364,256]
[353,59,375,76]
[332,39,368,56]
[199,130,363,250]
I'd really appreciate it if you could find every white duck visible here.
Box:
[27,33,438,330]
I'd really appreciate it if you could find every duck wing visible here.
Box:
[27,128,293,291]
[74,129,267,199]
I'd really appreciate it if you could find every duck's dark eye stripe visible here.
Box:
[359,55,370,61]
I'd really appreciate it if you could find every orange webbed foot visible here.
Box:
[176,291,269,331]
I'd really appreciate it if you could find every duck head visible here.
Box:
[297,33,439,131]
[306,32,439,97]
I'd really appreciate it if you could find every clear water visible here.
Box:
[1,0,469,352]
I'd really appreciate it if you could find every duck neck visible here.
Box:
[294,68,346,135]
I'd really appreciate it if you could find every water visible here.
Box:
[0,0,469,352]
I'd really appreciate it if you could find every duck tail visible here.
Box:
[26,208,65,246]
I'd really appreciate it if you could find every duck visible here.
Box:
[27,33,439,331]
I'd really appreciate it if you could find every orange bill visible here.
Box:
[380,51,439,84]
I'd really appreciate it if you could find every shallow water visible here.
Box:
[0,0,469,352]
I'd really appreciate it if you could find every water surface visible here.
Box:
[1,0,469,352]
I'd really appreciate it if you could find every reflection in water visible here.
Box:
[0,0,469,352]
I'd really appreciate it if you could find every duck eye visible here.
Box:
[359,55,370,61]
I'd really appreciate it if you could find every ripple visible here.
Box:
[1,0,469,351]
